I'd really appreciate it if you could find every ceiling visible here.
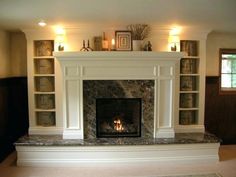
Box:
[0,0,236,33]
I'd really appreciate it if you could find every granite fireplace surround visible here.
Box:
[83,80,154,139]
[15,52,220,166]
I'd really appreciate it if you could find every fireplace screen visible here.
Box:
[96,98,142,138]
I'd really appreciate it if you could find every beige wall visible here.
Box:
[206,32,236,76]
[0,30,27,78]
[10,32,27,77]
[0,30,10,78]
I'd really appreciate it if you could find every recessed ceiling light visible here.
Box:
[38,20,46,27]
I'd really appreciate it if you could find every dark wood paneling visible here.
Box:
[205,76,236,144]
[0,77,28,161]
[0,82,9,136]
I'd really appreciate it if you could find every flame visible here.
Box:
[114,118,124,131]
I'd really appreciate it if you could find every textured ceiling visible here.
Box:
[0,0,236,32]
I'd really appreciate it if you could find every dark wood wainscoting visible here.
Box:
[0,77,28,161]
[205,76,236,144]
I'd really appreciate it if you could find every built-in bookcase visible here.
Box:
[24,29,207,135]
[33,40,56,127]
[179,40,200,125]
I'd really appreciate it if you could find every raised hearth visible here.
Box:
[15,133,220,166]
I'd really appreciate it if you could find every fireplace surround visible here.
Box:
[83,80,154,139]
[55,52,182,139]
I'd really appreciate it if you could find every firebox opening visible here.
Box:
[96,98,142,138]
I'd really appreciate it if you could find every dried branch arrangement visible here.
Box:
[127,24,150,40]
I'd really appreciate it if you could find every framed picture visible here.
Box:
[115,31,132,51]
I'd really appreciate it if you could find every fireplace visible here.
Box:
[55,52,182,139]
[16,52,219,166]
[96,98,142,138]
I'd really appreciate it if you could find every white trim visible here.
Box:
[63,129,83,139]
[29,127,63,135]
[155,128,175,138]
[55,52,183,139]
[16,143,220,167]
[175,125,205,133]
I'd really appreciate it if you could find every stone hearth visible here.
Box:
[15,133,220,166]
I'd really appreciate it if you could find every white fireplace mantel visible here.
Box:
[54,51,183,139]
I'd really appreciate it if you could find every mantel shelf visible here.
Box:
[54,51,184,61]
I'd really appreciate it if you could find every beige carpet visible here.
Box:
[152,173,222,177]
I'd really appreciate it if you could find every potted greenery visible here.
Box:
[127,24,150,51]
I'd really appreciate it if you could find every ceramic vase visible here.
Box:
[132,40,143,51]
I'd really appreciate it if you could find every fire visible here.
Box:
[114,118,124,131]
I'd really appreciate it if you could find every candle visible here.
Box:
[111,38,115,50]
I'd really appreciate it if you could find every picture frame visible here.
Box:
[115,31,132,51]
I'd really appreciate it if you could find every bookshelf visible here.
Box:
[33,40,56,127]
[179,40,201,126]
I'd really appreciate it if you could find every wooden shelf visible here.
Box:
[182,56,200,59]
[35,109,56,112]
[34,92,55,94]
[179,108,199,111]
[180,74,200,76]
[179,91,199,93]
[34,56,54,59]
[34,74,55,77]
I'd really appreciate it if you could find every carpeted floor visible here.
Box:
[153,173,222,177]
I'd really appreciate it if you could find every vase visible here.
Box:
[132,40,143,51]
